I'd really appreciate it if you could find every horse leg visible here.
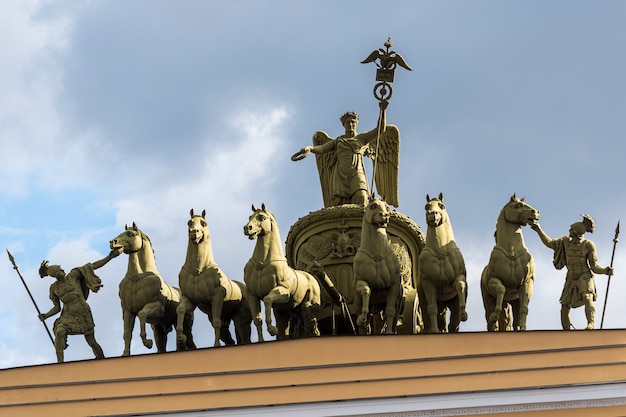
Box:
[453,275,468,322]
[509,299,521,331]
[236,325,251,344]
[180,311,196,350]
[176,296,194,346]
[247,291,264,342]
[384,283,402,334]
[305,304,321,337]
[517,281,533,331]
[445,298,460,333]
[211,286,235,346]
[438,303,449,332]
[137,301,165,349]
[122,309,136,356]
[263,286,290,337]
[394,286,405,334]
[219,320,236,345]
[304,276,321,336]
[421,279,440,333]
[486,277,506,331]
[299,296,321,338]
[355,279,371,334]
[152,324,167,353]
[234,304,252,344]
[233,284,252,344]
[274,309,291,340]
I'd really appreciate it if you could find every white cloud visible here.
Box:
[0,1,115,196]
[111,104,291,288]
[114,104,289,224]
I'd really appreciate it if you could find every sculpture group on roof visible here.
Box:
[7,40,618,363]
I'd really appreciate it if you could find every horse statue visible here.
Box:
[176,209,252,347]
[110,223,195,356]
[243,203,321,340]
[480,194,540,331]
[418,193,468,333]
[353,198,403,334]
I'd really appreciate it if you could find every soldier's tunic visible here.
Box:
[49,264,102,335]
[552,236,597,308]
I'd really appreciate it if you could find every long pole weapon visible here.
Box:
[600,220,619,329]
[6,249,55,345]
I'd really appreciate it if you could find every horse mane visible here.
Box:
[493,203,510,244]
[264,208,278,223]
[260,207,279,234]
[135,227,155,255]
[493,196,525,245]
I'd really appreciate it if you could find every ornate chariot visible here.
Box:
[285,204,424,334]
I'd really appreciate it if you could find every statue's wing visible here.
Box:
[313,131,336,208]
[392,52,413,71]
[373,124,400,207]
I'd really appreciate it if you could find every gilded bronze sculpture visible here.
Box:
[418,193,468,333]
[291,101,400,208]
[530,215,615,330]
[110,223,195,355]
[353,198,403,334]
[286,40,422,336]
[480,194,540,331]
[37,250,119,362]
[244,204,321,339]
[177,209,252,347]
[291,39,411,209]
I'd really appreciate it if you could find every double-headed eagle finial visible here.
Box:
[361,38,412,83]
[361,38,412,102]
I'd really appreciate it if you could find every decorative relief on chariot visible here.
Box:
[300,223,361,262]
[390,239,413,291]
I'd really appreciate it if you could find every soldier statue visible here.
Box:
[531,215,614,330]
[38,249,120,362]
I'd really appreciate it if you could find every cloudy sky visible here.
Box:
[1,1,625,367]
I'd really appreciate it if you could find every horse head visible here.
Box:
[364,198,391,229]
[425,193,448,228]
[110,222,146,254]
[188,209,208,245]
[501,193,540,227]
[244,203,274,240]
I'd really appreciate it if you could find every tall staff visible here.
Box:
[600,220,620,329]
[6,249,55,345]
[361,38,412,196]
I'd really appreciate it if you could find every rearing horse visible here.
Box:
[243,204,321,340]
[480,194,540,331]
[418,193,468,333]
[177,209,251,347]
[353,198,403,334]
[110,223,195,356]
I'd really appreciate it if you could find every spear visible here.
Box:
[600,220,620,329]
[6,249,55,345]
